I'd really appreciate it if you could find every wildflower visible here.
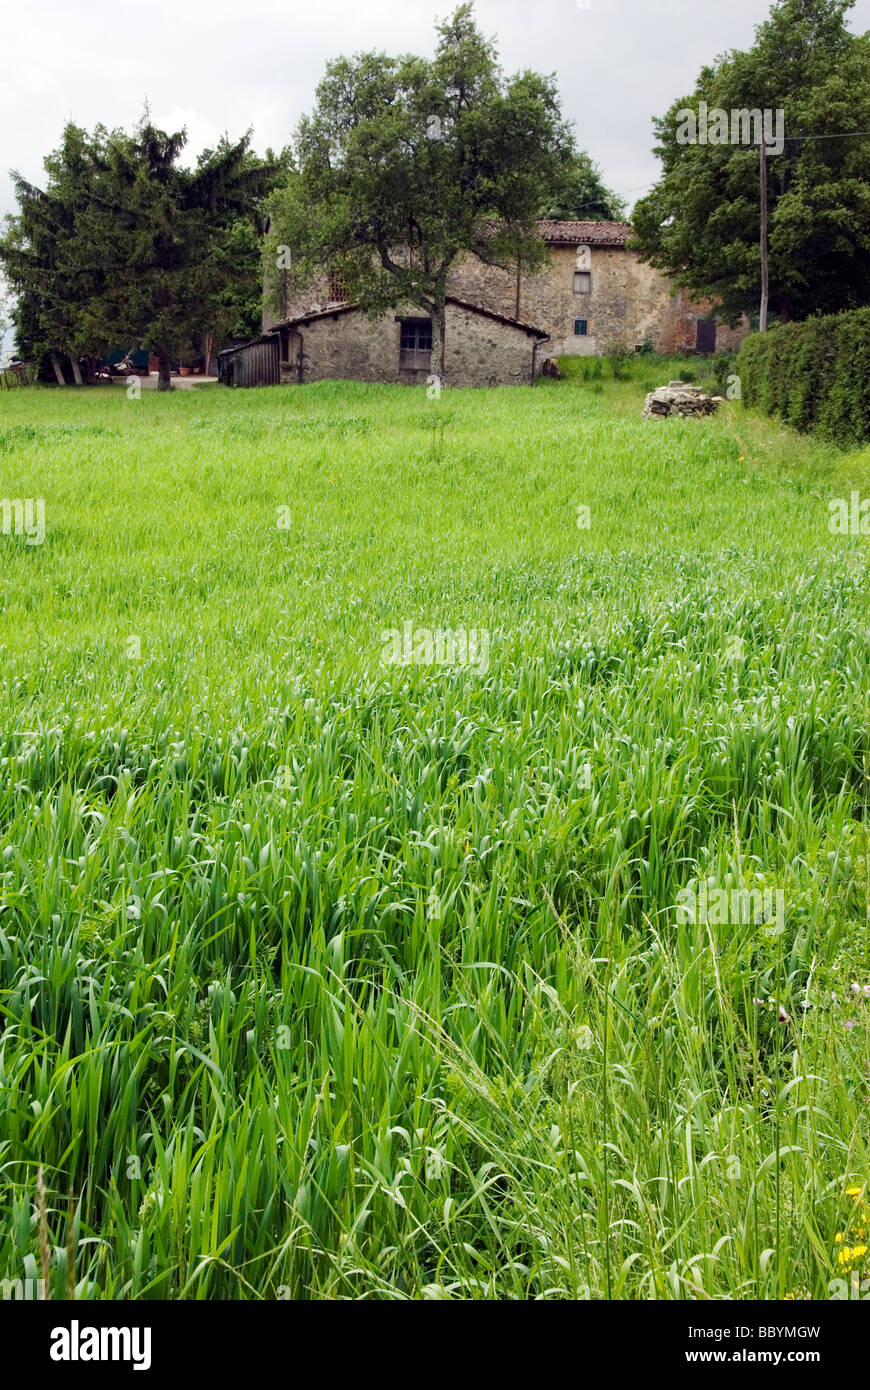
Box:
[835,1233,844,1243]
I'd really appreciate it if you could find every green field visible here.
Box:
[2,365,870,1300]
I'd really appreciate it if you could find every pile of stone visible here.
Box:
[642,381,723,420]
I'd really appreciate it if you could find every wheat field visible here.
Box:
[1,365,870,1299]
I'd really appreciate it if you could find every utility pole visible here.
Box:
[759,135,769,333]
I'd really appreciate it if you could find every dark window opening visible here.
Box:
[328,273,349,304]
[399,317,433,369]
[574,319,589,336]
[696,319,716,353]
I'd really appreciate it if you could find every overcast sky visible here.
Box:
[2,0,870,352]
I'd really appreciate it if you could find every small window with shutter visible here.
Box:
[399,318,433,369]
[573,271,591,293]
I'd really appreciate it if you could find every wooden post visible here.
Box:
[759,136,769,334]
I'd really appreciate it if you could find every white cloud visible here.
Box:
[1,0,869,337]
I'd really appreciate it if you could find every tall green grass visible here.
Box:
[1,368,869,1299]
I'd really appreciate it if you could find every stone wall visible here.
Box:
[443,302,542,385]
[264,269,339,333]
[266,235,749,365]
[446,245,748,356]
[279,302,541,387]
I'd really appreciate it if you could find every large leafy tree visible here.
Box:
[1,119,283,387]
[268,3,574,379]
[540,151,625,222]
[2,123,108,382]
[80,123,281,388]
[0,283,10,352]
[631,0,870,324]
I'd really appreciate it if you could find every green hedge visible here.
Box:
[736,307,870,445]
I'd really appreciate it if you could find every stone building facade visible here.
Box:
[227,219,747,388]
[267,296,548,388]
[445,221,748,358]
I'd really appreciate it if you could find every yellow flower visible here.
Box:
[835,1233,844,1243]
[846,1185,863,1198]
[852,1244,868,1259]
[838,1247,853,1265]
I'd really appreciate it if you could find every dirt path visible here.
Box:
[111,374,219,391]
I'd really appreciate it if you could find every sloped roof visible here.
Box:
[445,295,548,337]
[260,294,548,339]
[537,220,632,246]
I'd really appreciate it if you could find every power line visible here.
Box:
[784,129,870,141]
[570,130,870,217]
[550,181,656,218]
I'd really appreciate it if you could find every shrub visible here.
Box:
[605,341,632,379]
[710,351,735,393]
[737,308,870,445]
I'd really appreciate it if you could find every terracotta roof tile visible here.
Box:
[537,220,632,246]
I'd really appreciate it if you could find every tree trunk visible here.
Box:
[50,353,66,386]
[429,298,447,384]
[438,302,446,381]
[70,357,83,386]
[779,296,792,324]
[157,348,172,391]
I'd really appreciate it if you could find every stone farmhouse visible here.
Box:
[218,220,748,388]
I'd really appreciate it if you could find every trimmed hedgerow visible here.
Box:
[738,307,870,446]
